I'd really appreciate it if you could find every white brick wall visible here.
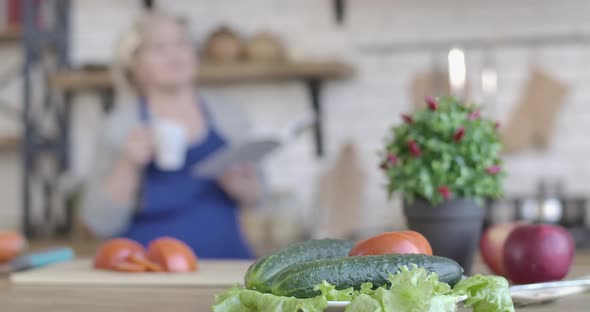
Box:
[2,0,590,231]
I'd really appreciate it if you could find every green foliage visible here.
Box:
[381,96,505,205]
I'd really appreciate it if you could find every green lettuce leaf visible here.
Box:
[315,280,376,301]
[451,275,515,312]
[344,293,382,312]
[359,282,376,296]
[425,296,460,312]
[212,286,327,312]
[315,280,357,301]
[388,265,452,297]
[344,291,458,312]
[342,265,460,312]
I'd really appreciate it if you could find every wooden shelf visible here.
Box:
[50,61,355,92]
[49,60,354,157]
[0,136,21,151]
[0,25,21,42]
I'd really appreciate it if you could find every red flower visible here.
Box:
[425,96,438,111]
[408,140,421,157]
[387,154,399,166]
[468,111,480,121]
[494,121,500,130]
[453,127,466,142]
[486,165,501,174]
[401,114,413,124]
[380,154,399,170]
[438,186,452,200]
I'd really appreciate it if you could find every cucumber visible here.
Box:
[271,254,463,298]
[245,239,354,292]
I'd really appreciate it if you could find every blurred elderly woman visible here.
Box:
[83,12,262,259]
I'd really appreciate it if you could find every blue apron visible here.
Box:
[121,98,253,259]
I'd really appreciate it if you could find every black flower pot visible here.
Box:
[403,198,485,275]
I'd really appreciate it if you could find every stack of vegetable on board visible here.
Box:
[213,231,515,312]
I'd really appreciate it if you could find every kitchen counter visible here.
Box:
[0,252,589,311]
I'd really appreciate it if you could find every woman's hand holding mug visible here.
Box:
[105,127,154,206]
[122,127,154,169]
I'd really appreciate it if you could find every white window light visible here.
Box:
[481,67,498,96]
[448,48,466,95]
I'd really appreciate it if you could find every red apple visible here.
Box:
[503,224,574,284]
[480,222,520,276]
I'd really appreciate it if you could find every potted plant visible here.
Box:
[381,96,504,274]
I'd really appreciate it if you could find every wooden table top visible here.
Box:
[1,251,589,311]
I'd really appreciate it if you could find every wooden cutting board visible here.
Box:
[10,259,252,287]
[502,67,568,153]
[315,142,365,238]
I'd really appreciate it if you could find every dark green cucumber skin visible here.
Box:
[271,254,464,298]
[244,239,355,293]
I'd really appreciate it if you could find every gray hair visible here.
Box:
[112,11,190,95]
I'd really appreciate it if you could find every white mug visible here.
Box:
[152,119,188,171]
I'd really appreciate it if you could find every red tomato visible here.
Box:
[0,231,27,262]
[93,238,146,271]
[129,253,164,272]
[112,261,147,273]
[349,231,433,256]
[147,237,198,273]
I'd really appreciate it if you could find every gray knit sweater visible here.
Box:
[82,98,254,238]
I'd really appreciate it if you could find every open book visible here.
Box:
[193,114,315,177]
